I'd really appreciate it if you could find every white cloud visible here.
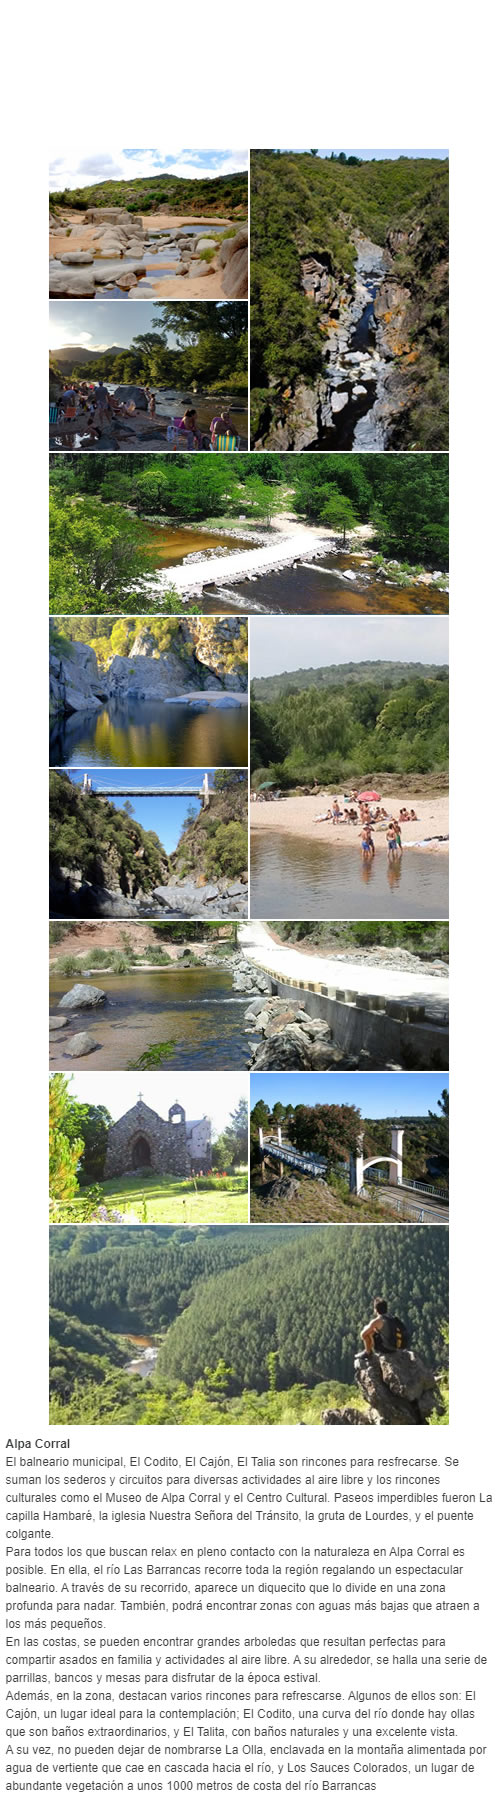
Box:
[48,326,95,351]
[49,148,248,191]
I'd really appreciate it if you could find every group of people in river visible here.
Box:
[52,383,237,449]
[312,789,419,862]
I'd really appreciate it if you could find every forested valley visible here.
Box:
[251,151,448,449]
[49,770,248,902]
[49,1224,448,1424]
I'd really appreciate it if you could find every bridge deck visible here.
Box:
[81,785,209,798]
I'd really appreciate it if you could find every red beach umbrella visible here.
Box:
[358,789,380,802]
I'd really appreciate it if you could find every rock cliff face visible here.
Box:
[322,1347,441,1425]
[49,620,247,718]
[49,641,107,718]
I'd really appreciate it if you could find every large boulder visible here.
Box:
[58,984,107,1011]
[93,261,144,284]
[220,229,248,298]
[49,264,96,297]
[59,251,95,266]
[322,1349,441,1425]
[112,385,149,411]
[187,259,216,278]
[222,247,248,298]
[66,1031,98,1057]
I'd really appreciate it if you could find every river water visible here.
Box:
[49,967,250,1070]
[50,698,248,769]
[138,527,447,616]
[201,552,448,616]
[250,836,449,921]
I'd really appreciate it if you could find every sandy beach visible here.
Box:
[250,790,449,853]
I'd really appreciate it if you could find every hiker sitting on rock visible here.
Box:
[360,1295,408,1357]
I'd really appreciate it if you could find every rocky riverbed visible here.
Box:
[49,871,249,922]
[49,208,247,298]
[253,231,423,452]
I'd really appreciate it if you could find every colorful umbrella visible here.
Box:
[358,789,380,802]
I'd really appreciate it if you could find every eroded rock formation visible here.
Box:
[323,1347,441,1425]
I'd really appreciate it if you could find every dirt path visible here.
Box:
[238,920,449,1002]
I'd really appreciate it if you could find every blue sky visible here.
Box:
[283,149,448,161]
[50,149,248,192]
[49,300,197,355]
[67,767,212,853]
[250,616,449,679]
[250,1072,448,1119]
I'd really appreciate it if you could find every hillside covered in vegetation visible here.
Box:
[169,771,247,883]
[50,169,248,217]
[49,1223,448,1423]
[251,665,449,785]
[49,770,248,909]
[49,771,170,898]
[251,151,448,450]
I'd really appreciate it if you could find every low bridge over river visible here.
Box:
[163,532,328,596]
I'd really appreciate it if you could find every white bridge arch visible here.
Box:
[350,1128,404,1195]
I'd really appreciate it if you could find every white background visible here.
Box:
[1,7,499,1793]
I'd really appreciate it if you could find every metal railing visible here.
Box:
[364,1167,448,1202]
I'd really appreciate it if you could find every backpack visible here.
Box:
[374,1313,409,1352]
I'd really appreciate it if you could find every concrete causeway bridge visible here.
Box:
[81,773,212,806]
[160,532,328,596]
[238,922,449,1068]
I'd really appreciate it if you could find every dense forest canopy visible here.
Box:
[250,151,448,449]
[49,454,449,615]
[50,170,248,216]
[251,667,449,784]
[49,1223,448,1404]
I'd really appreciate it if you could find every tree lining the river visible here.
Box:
[49,453,448,613]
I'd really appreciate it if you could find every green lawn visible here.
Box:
[79,1172,248,1224]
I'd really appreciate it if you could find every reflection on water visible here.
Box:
[49,967,250,1070]
[145,524,253,566]
[50,698,248,769]
[250,834,448,921]
[203,553,448,617]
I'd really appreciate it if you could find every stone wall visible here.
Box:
[104,1100,190,1179]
